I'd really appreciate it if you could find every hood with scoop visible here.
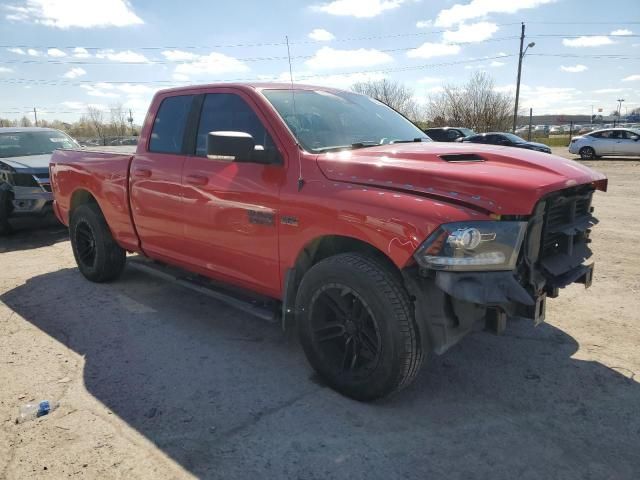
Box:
[316,142,607,215]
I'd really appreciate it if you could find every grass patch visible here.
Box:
[530,136,571,147]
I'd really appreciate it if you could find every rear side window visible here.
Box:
[195,93,275,156]
[149,95,194,154]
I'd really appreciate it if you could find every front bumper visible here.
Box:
[404,184,599,354]
[11,185,53,215]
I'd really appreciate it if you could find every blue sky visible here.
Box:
[0,0,638,123]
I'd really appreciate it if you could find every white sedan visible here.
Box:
[569,128,640,159]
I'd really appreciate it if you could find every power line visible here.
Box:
[0,54,517,88]
[0,37,522,66]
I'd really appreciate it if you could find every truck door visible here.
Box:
[181,90,284,297]
[130,94,194,260]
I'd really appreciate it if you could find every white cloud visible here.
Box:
[27,48,41,56]
[416,19,433,28]
[63,67,87,78]
[308,28,335,41]
[490,60,505,67]
[173,52,249,79]
[622,74,640,82]
[443,22,498,43]
[96,49,149,63]
[560,64,588,73]
[305,46,393,70]
[593,88,626,94]
[562,36,614,47]
[72,47,91,58]
[611,29,633,36]
[81,84,120,98]
[495,84,581,112]
[435,0,555,27]
[416,76,443,84]
[406,42,461,59]
[7,47,25,55]
[47,48,66,57]
[267,70,387,89]
[0,67,13,73]
[161,49,200,61]
[116,83,154,94]
[313,0,405,18]
[61,101,86,110]
[5,0,144,28]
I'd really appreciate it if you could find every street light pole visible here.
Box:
[512,23,534,133]
[617,98,625,118]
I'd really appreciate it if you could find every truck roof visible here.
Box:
[154,82,350,96]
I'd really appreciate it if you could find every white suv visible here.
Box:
[569,128,640,159]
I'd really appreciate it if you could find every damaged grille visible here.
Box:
[538,185,596,284]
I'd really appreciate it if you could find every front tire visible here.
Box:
[579,146,596,160]
[70,203,126,282]
[296,253,424,401]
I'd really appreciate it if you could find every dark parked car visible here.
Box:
[459,132,552,153]
[424,127,475,142]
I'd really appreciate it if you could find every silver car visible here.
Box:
[569,128,640,159]
[0,127,80,233]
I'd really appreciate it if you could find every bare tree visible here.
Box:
[87,106,106,145]
[352,79,422,122]
[426,72,512,132]
[109,103,128,137]
[19,116,33,127]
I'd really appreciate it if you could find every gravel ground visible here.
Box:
[1,149,639,479]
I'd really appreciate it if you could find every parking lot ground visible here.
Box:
[1,152,640,479]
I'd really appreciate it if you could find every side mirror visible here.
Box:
[206,131,279,164]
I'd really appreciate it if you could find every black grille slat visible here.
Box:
[539,186,596,275]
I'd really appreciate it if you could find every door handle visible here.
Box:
[133,168,152,178]
[185,174,208,186]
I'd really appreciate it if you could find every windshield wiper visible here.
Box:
[314,141,380,153]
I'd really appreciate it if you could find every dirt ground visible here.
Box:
[1,149,639,479]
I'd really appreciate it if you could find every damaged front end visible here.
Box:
[404,182,604,355]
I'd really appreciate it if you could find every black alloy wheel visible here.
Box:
[309,284,381,376]
[75,220,97,268]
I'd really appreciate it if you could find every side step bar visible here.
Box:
[128,257,279,323]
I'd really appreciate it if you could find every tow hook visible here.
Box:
[485,308,507,335]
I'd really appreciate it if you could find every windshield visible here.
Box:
[459,128,475,137]
[262,89,430,152]
[502,133,526,144]
[0,130,79,158]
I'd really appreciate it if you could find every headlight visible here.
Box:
[414,221,527,271]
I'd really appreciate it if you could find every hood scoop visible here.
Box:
[439,153,485,162]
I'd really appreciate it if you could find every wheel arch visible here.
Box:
[281,234,403,330]
[70,188,99,215]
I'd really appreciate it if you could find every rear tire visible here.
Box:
[579,146,596,160]
[296,253,424,401]
[70,203,126,282]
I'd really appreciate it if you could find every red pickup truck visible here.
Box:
[50,83,607,400]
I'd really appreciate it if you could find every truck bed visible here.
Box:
[50,148,140,251]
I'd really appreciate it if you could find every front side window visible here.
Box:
[195,93,275,156]
[591,130,612,139]
[262,89,429,152]
[0,130,79,158]
[149,95,194,154]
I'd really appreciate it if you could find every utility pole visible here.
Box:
[128,109,134,135]
[512,23,525,133]
[33,107,38,127]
